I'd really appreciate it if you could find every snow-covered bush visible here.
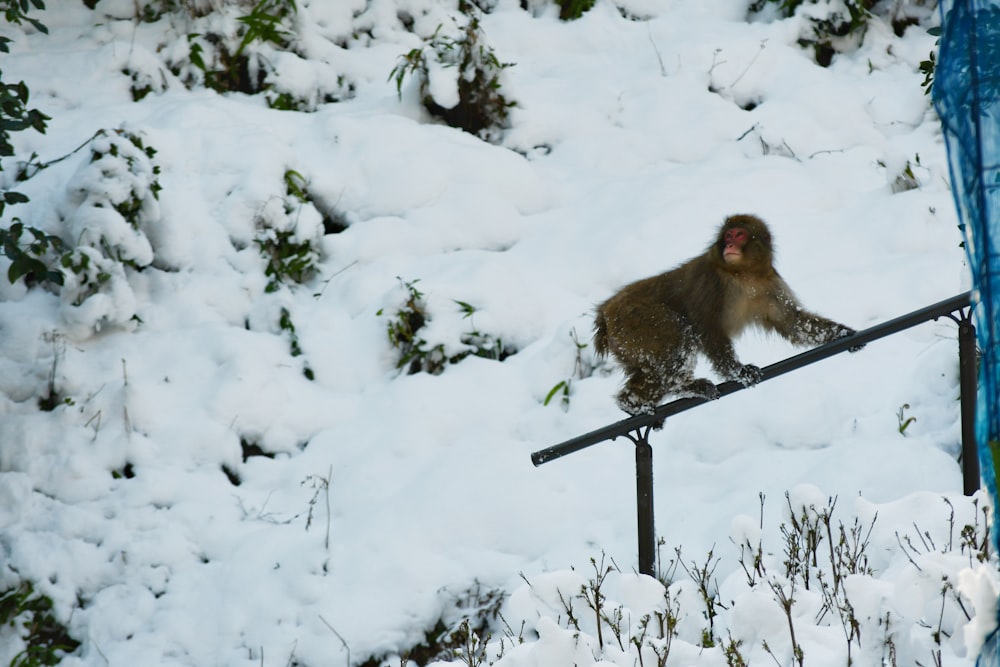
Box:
[58,128,162,331]
[749,0,937,66]
[153,0,354,110]
[379,280,517,375]
[254,169,323,293]
[63,129,161,270]
[749,0,875,65]
[390,7,516,142]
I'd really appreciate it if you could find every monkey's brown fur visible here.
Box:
[594,214,856,415]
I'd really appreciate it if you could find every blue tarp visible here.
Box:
[933,0,1000,663]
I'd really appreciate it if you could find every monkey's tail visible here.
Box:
[593,309,609,358]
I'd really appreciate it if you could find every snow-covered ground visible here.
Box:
[0,0,991,665]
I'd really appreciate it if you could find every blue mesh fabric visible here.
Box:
[933,1,1000,662]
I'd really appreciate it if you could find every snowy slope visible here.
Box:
[0,1,990,666]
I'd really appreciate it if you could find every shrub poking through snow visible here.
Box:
[749,0,876,66]
[544,327,594,410]
[159,0,353,111]
[0,0,49,223]
[416,492,995,667]
[555,0,596,20]
[0,580,80,667]
[751,1,938,67]
[174,0,296,95]
[379,278,448,375]
[279,306,315,380]
[255,169,323,293]
[63,129,162,271]
[379,281,516,375]
[0,221,64,288]
[452,299,517,363]
[0,1,52,289]
[390,7,516,142]
[359,581,509,667]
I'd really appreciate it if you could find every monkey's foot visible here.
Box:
[681,379,720,400]
[616,391,656,416]
[616,395,666,430]
[737,364,763,386]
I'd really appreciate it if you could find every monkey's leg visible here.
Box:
[668,327,721,400]
[615,368,674,430]
[616,368,666,416]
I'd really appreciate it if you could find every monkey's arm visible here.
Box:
[766,290,857,348]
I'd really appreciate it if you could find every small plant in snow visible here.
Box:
[379,282,515,376]
[378,277,447,375]
[960,496,991,565]
[435,492,990,667]
[722,632,748,667]
[279,306,314,380]
[0,221,64,288]
[579,553,617,649]
[543,380,570,408]
[897,402,917,433]
[453,299,516,363]
[235,0,297,58]
[0,0,49,221]
[0,580,80,667]
[920,26,941,95]
[255,169,323,292]
[677,547,724,648]
[748,0,875,66]
[389,6,516,142]
[302,464,332,554]
[359,581,510,667]
[175,0,296,94]
[544,327,593,410]
[554,0,595,20]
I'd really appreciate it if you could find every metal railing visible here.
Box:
[531,292,976,576]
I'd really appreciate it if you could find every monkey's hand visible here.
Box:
[836,326,864,353]
[737,364,763,387]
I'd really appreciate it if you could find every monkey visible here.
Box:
[593,214,858,416]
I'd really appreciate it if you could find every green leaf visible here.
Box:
[454,299,476,318]
[3,191,28,204]
[543,380,568,407]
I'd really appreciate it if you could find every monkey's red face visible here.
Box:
[722,227,749,264]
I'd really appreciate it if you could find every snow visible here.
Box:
[0,0,992,666]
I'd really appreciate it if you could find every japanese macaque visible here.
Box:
[594,214,857,415]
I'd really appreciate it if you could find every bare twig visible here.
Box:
[319,615,350,667]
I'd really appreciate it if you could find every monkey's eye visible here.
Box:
[724,228,748,245]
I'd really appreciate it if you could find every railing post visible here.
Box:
[958,315,979,495]
[630,427,656,577]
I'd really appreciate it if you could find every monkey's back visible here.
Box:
[594,256,718,362]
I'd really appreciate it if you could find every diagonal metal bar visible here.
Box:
[531,291,973,467]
